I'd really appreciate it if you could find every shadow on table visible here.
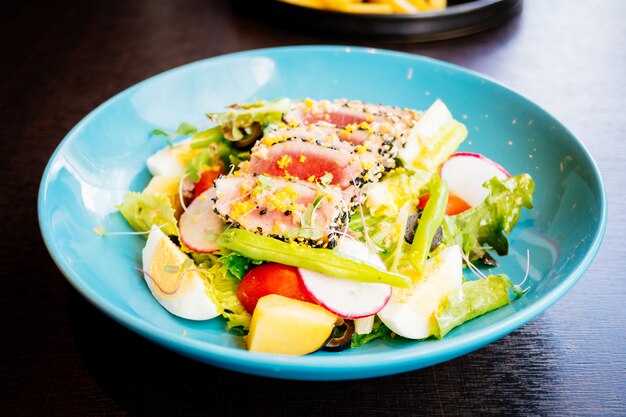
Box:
[67,287,565,417]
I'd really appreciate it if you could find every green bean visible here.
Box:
[409,177,449,278]
[190,126,223,149]
[217,229,411,288]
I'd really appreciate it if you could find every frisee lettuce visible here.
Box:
[199,260,251,332]
[442,174,535,263]
[117,191,178,236]
[434,274,520,338]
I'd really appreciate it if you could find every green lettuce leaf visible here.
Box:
[364,168,433,217]
[218,252,263,280]
[209,98,291,142]
[442,174,534,262]
[200,261,251,332]
[117,191,178,236]
[184,142,249,183]
[434,274,514,338]
[348,210,397,254]
[351,317,395,348]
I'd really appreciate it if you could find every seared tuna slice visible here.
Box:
[283,99,420,165]
[284,99,421,132]
[262,126,356,153]
[248,140,383,189]
[262,124,395,168]
[212,174,349,247]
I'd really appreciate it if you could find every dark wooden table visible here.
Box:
[2,1,624,415]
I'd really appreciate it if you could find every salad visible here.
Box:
[106,97,534,355]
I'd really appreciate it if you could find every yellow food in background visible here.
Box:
[279,0,446,14]
[246,294,338,355]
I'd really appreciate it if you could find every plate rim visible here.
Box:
[38,45,608,380]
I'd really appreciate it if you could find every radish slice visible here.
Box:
[179,188,224,253]
[440,152,511,207]
[298,239,392,319]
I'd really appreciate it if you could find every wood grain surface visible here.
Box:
[1,0,624,415]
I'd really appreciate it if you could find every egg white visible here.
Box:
[377,245,462,339]
[142,227,220,320]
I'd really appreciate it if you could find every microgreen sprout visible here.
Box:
[460,250,488,279]
[216,192,252,212]
[179,173,189,213]
[346,167,382,254]
[135,258,197,295]
[319,172,334,187]
[92,223,168,237]
[92,225,107,236]
[510,249,532,297]
[151,122,198,148]
[252,175,274,196]
[163,265,180,274]
[135,266,182,295]
[460,248,531,298]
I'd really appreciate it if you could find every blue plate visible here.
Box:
[38,46,607,380]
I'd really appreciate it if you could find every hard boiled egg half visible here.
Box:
[141,226,219,320]
[378,245,463,339]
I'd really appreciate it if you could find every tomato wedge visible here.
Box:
[418,193,471,216]
[236,263,315,314]
[194,169,222,198]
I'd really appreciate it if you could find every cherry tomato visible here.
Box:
[418,193,471,216]
[194,169,222,198]
[236,263,315,314]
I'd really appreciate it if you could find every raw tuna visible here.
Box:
[248,140,383,189]
[212,174,350,247]
[263,125,396,168]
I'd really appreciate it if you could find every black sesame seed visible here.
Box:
[259,209,268,215]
